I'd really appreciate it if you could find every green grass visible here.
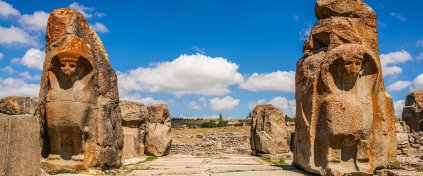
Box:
[260,157,288,166]
[145,156,158,162]
[121,156,159,171]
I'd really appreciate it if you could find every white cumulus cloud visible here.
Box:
[0,77,39,98]
[380,50,412,76]
[188,97,207,110]
[69,2,94,19]
[0,26,37,46]
[118,54,243,96]
[1,66,16,74]
[248,96,296,117]
[414,74,423,89]
[120,92,171,105]
[19,11,49,32]
[19,71,40,80]
[387,80,411,92]
[417,53,423,60]
[0,52,3,59]
[92,22,109,33]
[18,48,45,70]
[0,0,20,18]
[209,96,240,111]
[239,71,295,92]
[393,100,405,116]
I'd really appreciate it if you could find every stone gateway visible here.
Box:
[293,0,397,175]
[39,8,123,173]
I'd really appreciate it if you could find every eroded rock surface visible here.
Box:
[145,104,172,156]
[403,89,423,132]
[39,8,122,173]
[120,100,148,158]
[0,96,38,115]
[0,113,40,176]
[294,0,396,175]
[250,104,289,155]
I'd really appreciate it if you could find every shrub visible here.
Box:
[201,121,217,128]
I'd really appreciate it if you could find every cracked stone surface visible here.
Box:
[125,155,311,176]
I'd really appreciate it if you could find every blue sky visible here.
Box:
[0,0,422,118]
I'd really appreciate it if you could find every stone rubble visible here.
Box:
[170,132,251,156]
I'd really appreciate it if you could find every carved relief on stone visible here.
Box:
[45,36,94,160]
[39,8,122,174]
[293,1,397,175]
[315,44,378,172]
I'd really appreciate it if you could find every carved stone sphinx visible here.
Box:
[315,44,378,173]
[39,8,122,173]
[45,36,94,161]
[293,0,397,175]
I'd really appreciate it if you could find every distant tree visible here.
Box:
[284,115,295,122]
[217,113,226,127]
[188,123,195,129]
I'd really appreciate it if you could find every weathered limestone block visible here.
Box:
[294,0,396,175]
[250,104,289,155]
[0,113,40,176]
[145,104,172,156]
[0,96,38,115]
[120,100,148,158]
[39,8,122,173]
[403,90,423,132]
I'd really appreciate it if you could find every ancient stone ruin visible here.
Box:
[38,8,123,173]
[0,97,40,176]
[250,104,289,157]
[294,0,397,175]
[0,96,38,115]
[403,89,423,132]
[120,101,173,157]
[145,104,173,156]
[120,100,148,158]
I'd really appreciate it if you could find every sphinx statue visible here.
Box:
[294,0,397,175]
[39,8,123,173]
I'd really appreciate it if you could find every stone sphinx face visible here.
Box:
[329,56,364,91]
[50,56,93,90]
[60,59,77,78]
[343,58,363,77]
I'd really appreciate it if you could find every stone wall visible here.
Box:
[391,121,423,172]
[169,131,251,156]
[0,114,40,176]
